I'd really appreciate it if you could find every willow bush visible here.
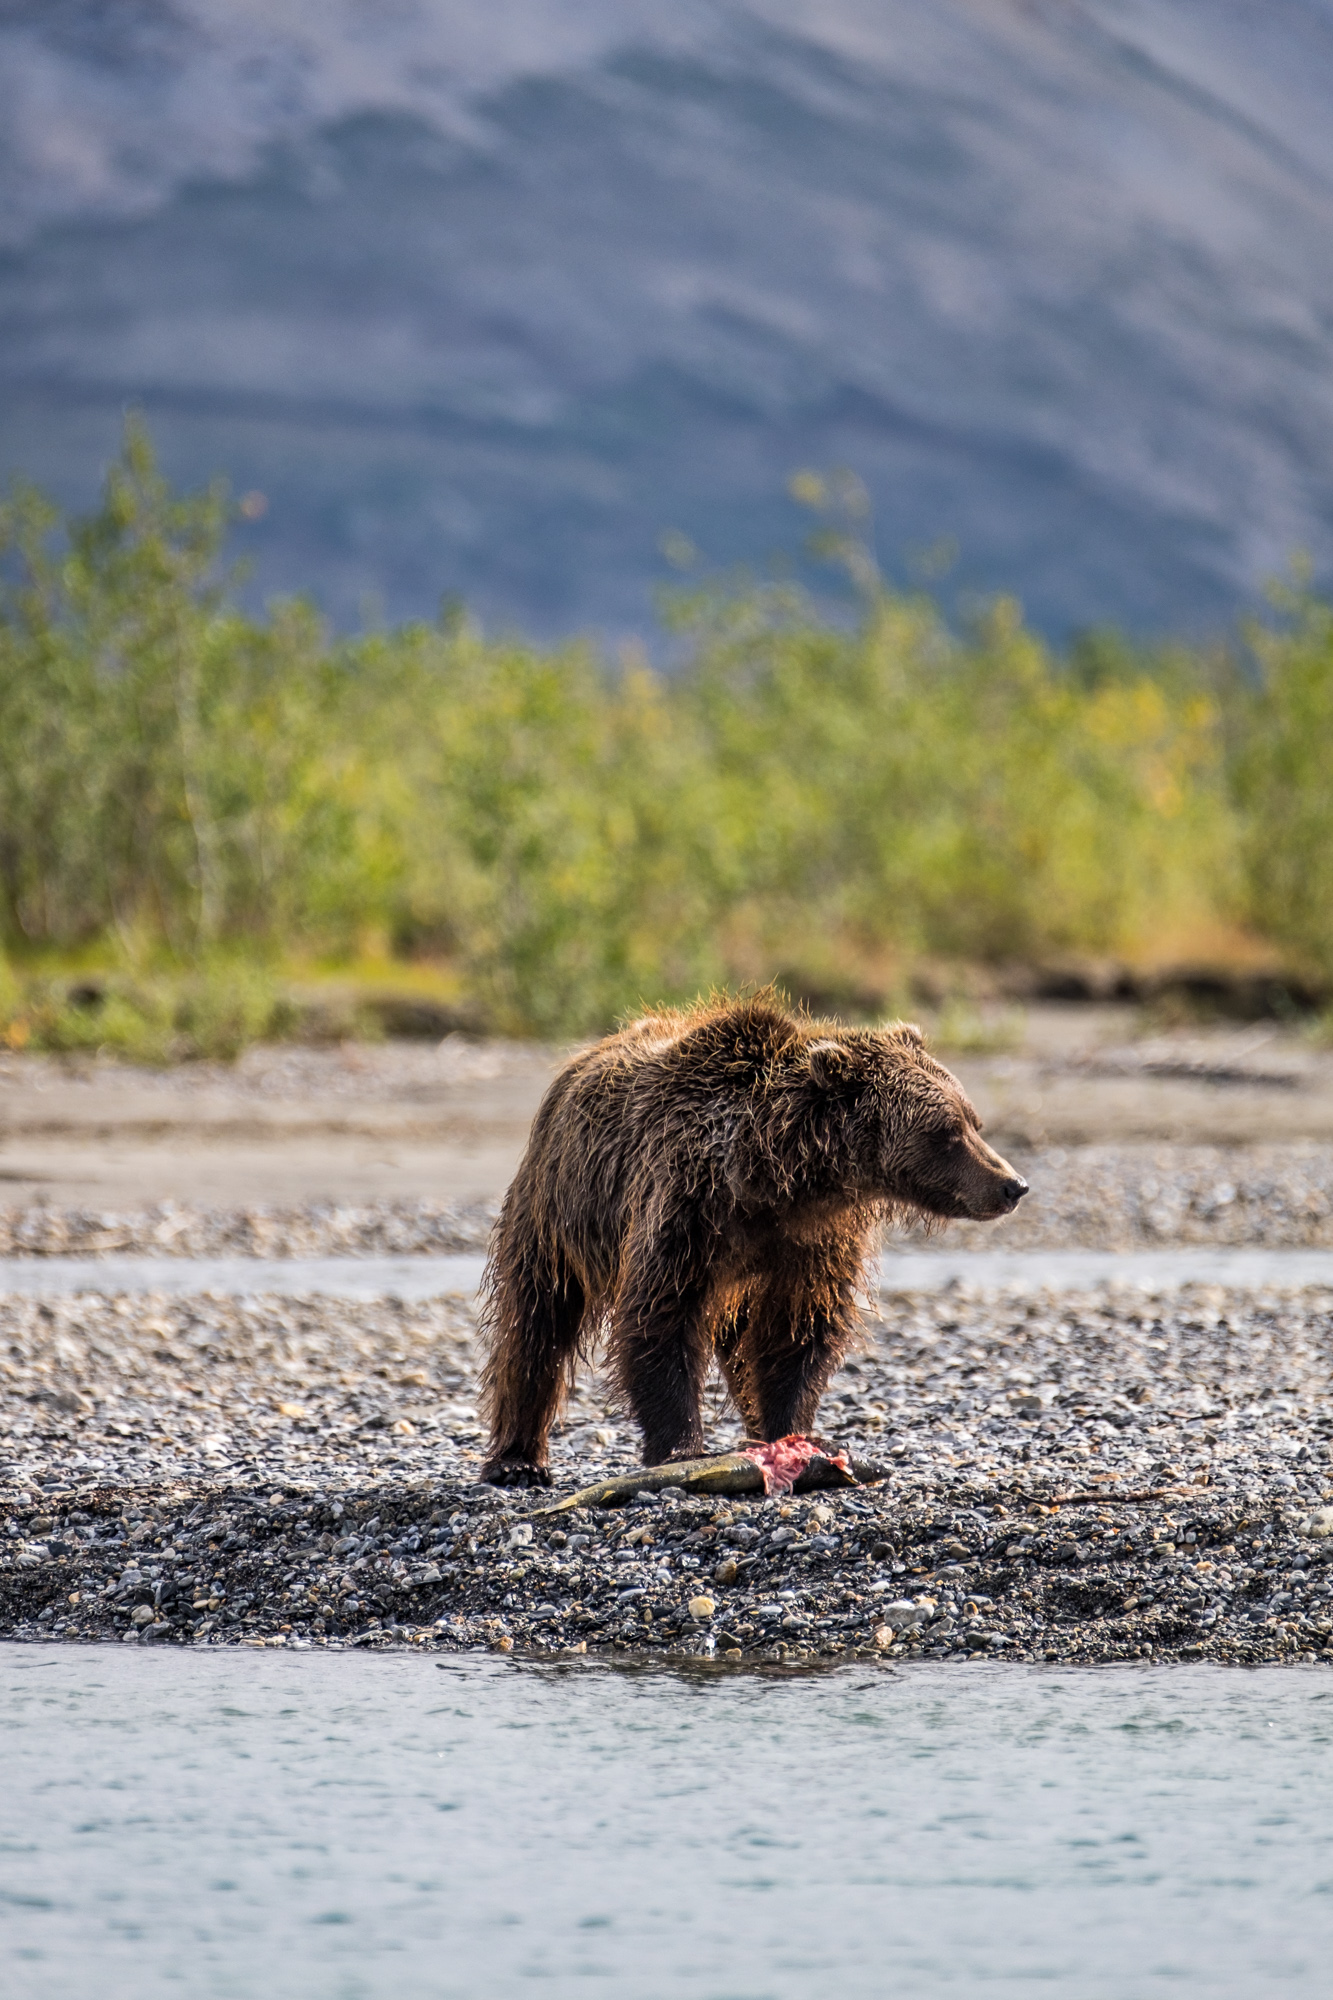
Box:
[0,426,1326,1046]
[1232,582,1333,978]
[0,429,403,959]
[377,628,727,1034]
[674,580,1234,984]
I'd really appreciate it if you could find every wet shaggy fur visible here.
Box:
[480,997,1028,1485]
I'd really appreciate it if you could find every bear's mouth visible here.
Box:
[900,1174,1029,1223]
[965,1174,1030,1219]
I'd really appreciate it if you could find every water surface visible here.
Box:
[2,1648,1331,1998]
[4,1247,1333,1297]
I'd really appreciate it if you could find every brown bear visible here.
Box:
[479,995,1027,1486]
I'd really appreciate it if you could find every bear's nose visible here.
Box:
[1002,1176,1029,1205]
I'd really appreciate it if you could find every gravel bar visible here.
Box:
[2,1143,1332,1259]
[3,1282,1331,1666]
[0,1199,497,1260]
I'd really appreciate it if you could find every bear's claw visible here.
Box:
[480,1459,552,1489]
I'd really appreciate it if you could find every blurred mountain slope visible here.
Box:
[2,0,1333,635]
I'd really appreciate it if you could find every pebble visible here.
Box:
[0,1197,496,1261]
[879,1601,923,1631]
[1,1263,1331,1668]
[937,1144,1333,1253]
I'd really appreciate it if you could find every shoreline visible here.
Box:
[2,1471,1330,1668]
[3,1279,1330,1667]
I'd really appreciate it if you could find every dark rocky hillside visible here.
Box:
[4,1,1333,636]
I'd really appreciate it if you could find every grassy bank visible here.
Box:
[2,426,1331,1056]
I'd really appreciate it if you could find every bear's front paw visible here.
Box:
[480,1459,552,1489]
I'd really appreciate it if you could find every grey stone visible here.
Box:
[880,1600,925,1632]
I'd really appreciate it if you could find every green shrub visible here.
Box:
[1232,585,1333,976]
[388,634,726,1035]
[0,961,296,1064]
[673,581,1234,980]
[0,422,1327,1049]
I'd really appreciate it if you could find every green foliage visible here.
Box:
[1232,584,1333,975]
[0,423,1328,1051]
[0,960,296,1063]
[0,423,230,953]
[673,580,1232,978]
[386,634,726,1035]
[0,425,403,958]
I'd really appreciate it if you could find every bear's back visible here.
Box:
[566,998,801,1101]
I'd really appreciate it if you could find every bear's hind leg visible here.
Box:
[480,1248,586,1487]
[712,1288,762,1438]
[743,1254,861,1442]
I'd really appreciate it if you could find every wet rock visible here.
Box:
[879,1600,925,1632]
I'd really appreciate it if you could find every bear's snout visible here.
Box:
[954,1133,1030,1219]
[963,1171,1029,1219]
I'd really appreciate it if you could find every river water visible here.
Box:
[4,1247,1333,1298]
[1,1648,1330,1999]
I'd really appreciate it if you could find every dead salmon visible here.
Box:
[527,1434,887,1515]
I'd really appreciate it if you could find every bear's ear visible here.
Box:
[805,1038,868,1090]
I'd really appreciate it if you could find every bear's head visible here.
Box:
[805,1025,1029,1222]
